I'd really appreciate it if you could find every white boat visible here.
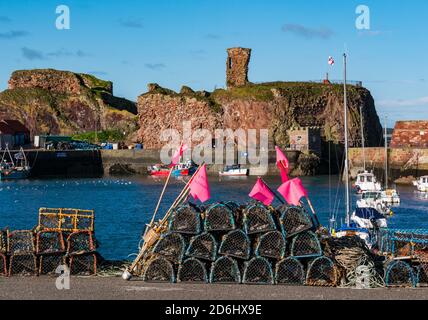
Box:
[351,207,388,229]
[219,164,249,176]
[354,171,382,193]
[380,189,401,204]
[0,146,31,180]
[356,191,392,216]
[413,176,428,192]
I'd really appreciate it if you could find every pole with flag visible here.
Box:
[249,177,284,206]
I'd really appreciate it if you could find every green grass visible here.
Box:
[72,129,127,143]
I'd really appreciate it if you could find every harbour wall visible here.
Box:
[11,149,302,177]
[349,147,428,184]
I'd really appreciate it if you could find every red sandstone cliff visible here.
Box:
[0,69,137,138]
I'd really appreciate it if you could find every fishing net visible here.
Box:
[242,257,274,285]
[204,203,236,232]
[275,257,305,285]
[66,231,95,255]
[8,230,34,255]
[39,253,66,275]
[218,229,251,260]
[169,204,201,235]
[69,253,97,275]
[9,254,37,276]
[0,229,8,253]
[186,232,217,261]
[143,256,175,283]
[0,253,7,276]
[177,258,208,283]
[38,208,95,232]
[36,231,65,254]
[277,205,313,238]
[384,260,415,288]
[243,204,276,235]
[306,256,339,287]
[209,256,241,284]
[254,231,286,259]
[290,231,322,258]
[152,232,186,264]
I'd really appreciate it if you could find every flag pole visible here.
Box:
[261,177,285,204]
[304,197,320,226]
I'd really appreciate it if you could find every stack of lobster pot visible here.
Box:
[139,200,339,287]
[37,208,97,276]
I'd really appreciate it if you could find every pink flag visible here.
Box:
[275,146,289,183]
[249,177,275,206]
[189,164,210,203]
[171,143,188,166]
[328,56,335,65]
[277,178,308,206]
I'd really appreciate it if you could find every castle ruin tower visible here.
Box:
[226,47,251,89]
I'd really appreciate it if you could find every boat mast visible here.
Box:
[343,53,350,226]
[384,116,388,189]
[359,105,366,171]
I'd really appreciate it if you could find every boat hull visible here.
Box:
[0,169,30,180]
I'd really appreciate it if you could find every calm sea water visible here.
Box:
[0,175,427,260]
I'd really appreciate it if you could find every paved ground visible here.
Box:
[1,276,428,300]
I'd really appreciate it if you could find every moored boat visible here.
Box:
[219,164,249,177]
[0,147,31,180]
[413,176,428,192]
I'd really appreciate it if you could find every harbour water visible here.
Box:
[0,175,427,260]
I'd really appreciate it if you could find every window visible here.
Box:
[228,58,232,69]
[367,176,373,182]
[359,176,365,183]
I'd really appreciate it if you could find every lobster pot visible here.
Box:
[0,253,7,276]
[0,229,8,254]
[204,203,236,232]
[223,201,240,212]
[218,230,251,260]
[169,205,201,235]
[392,240,413,257]
[177,258,208,283]
[69,253,97,276]
[278,205,313,238]
[38,208,95,232]
[186,233,217,261]
[417,264,428,287]
[275,257,305,285]
[385,260,415,288]
[66,231,95,255]
[39,253,65,275]
[210,256,241,284]
[9,254,37,276]
[36,231,65,254]
[255,231,286,259]
[38,209,61,230]
[152,232,186,264]
[243,204,276,235]
[306,256,338,287]
[143,256,175,283]
[8,230,34,255]
[290,231,322,259]
[242,257,274,285]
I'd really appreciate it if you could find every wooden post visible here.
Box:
[305,197,321,226]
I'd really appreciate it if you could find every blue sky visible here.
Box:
[0,0,427,126]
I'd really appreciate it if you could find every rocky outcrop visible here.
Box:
[137,84,222,149]
[0,69,138,138]
[137,81,383,150]
[226,48,251,88]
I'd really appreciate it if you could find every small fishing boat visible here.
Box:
[356,191,393,216]
[0,147,31,180]
[148,160,198,177]
[380,189,400,204]
[413,176,428,192]
[354,171,382,193]
[219,164,249,177]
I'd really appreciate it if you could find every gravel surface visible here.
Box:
[0,276,427,300]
